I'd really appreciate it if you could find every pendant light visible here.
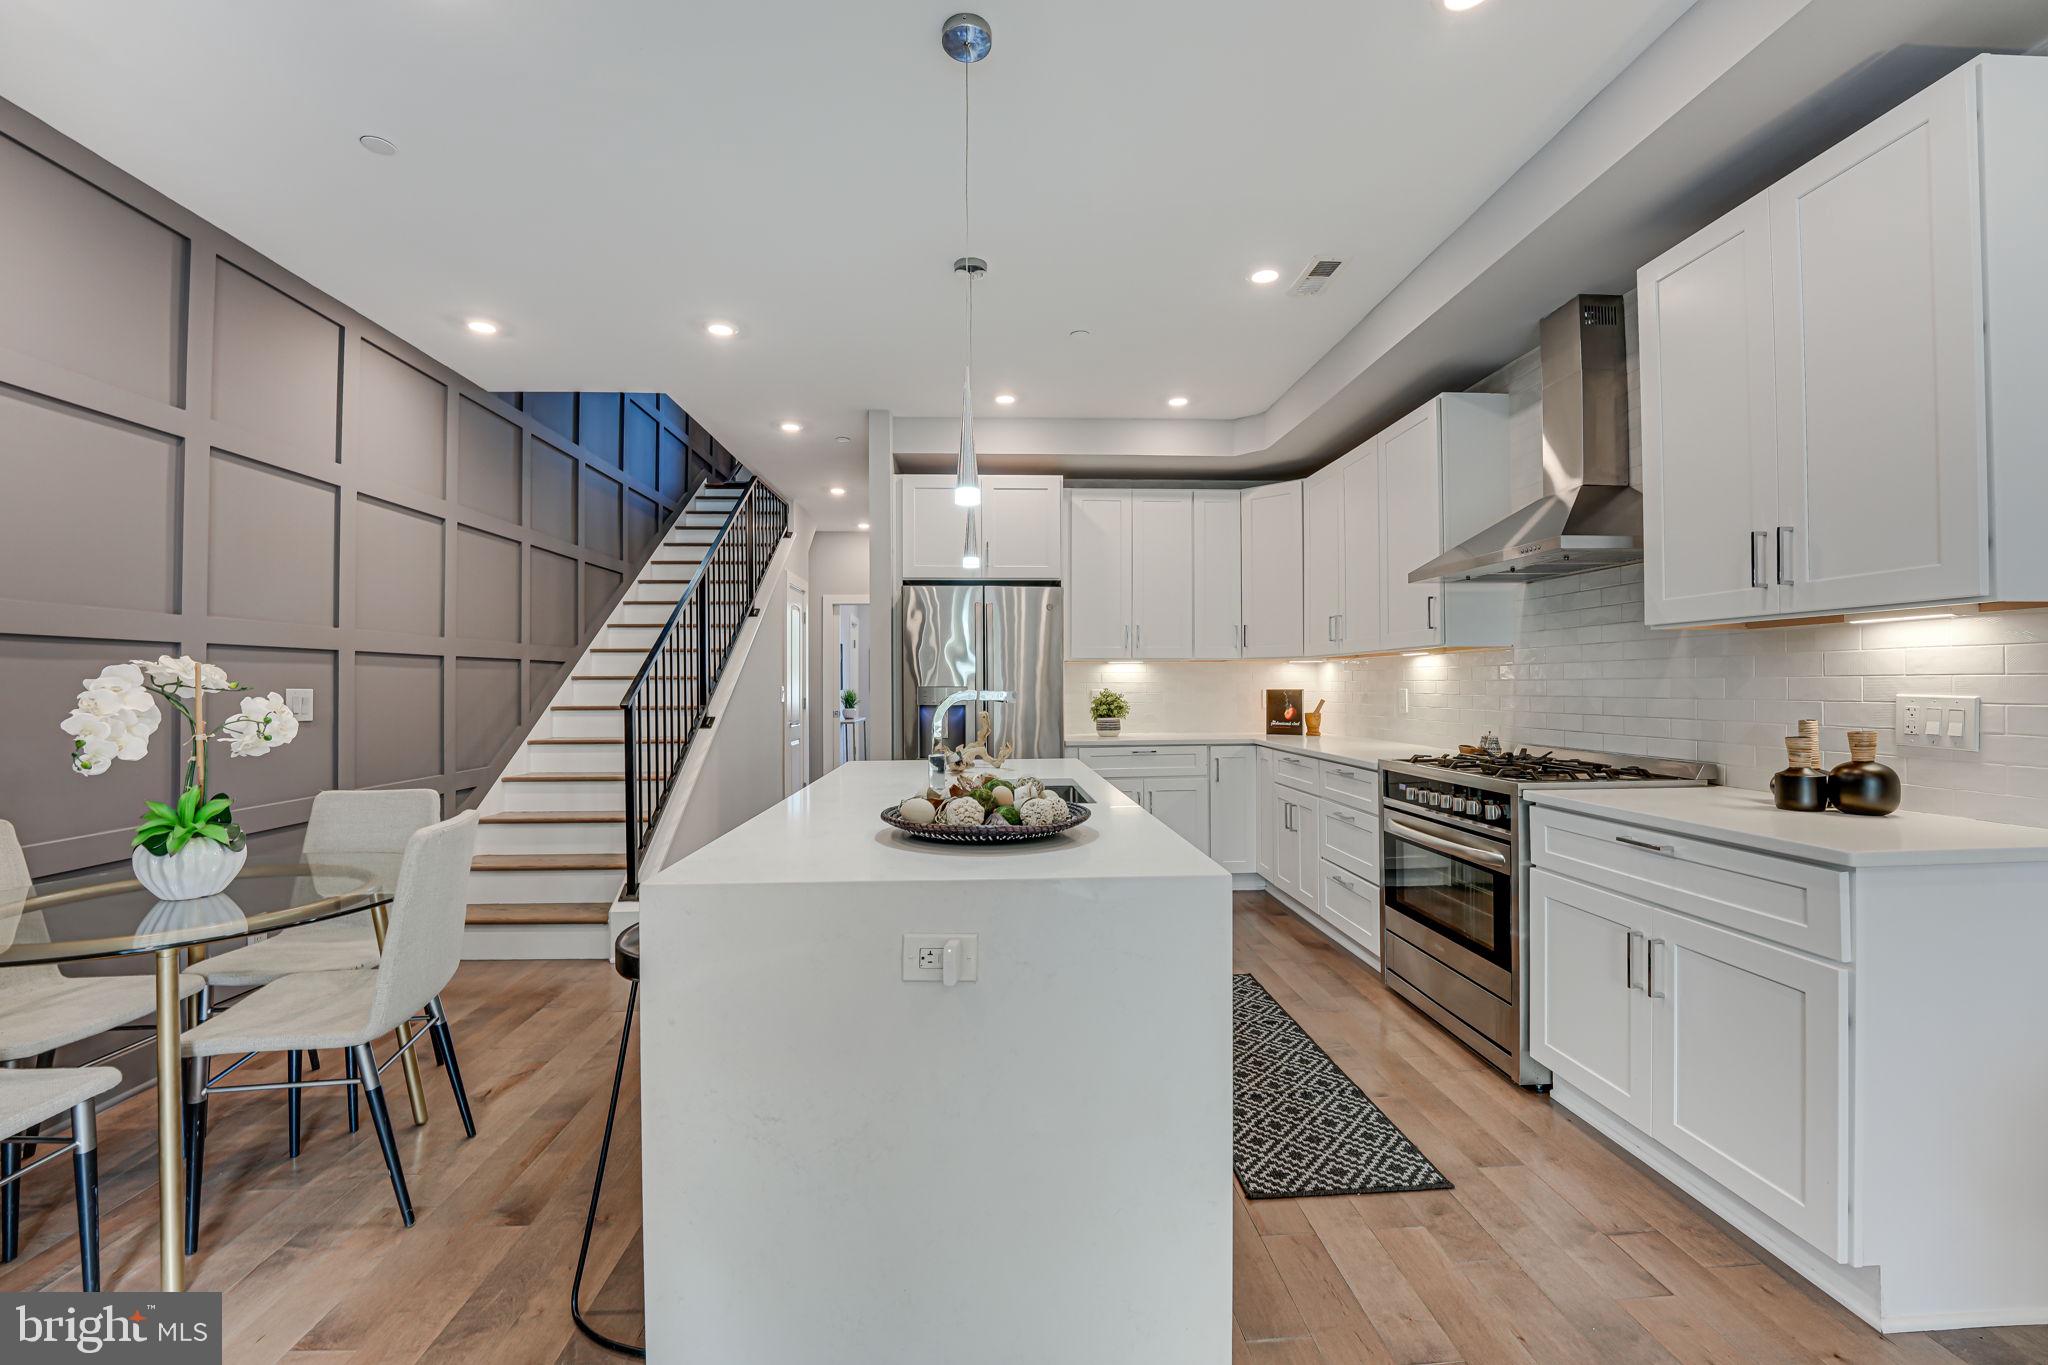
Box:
[944,13,992,522]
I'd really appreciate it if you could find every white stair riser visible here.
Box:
[529,744,624,774]
[607,625,661,649]
[549,710,624,739]
[630,584,689,605]
[564,678,627,706]
[477,822,622,856]
[501,780,622,813]
[467,867,624,903]
[618,602,681,624]
[463,922,611,961]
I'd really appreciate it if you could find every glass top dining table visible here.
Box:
[0,857,407,1292]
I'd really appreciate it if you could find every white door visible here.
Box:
[1289,794,1319,911]
[1771,76,1987,615]
[900,477,978,579]
[784,583,809,796]
[1651,909,1849,1259]
[1255,750,1276,880]
[1141,774,1210,854]
[1267,787,1300,900]
[1207,746,1257,875]
[1527,870,1655,1131]
[1191,489,1244,659]
[1379,403,1444,649]
[1302,462,1346,654]
[1130,489,1194,659]
[1240,483,1305,659]
[1640,194,1783,626]
[981,475,1064,579]
[1066,489,1132,658]
[1338,446,1383,653]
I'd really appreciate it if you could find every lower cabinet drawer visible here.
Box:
[1317,861,1380,958]
[1529,806,1848,960]
[1317,801,1379,882]
[1075,744,1206,778]
[1317,760,1380,808]
[1271,750,1319,794]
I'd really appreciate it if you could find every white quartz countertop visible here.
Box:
[1062,731,1427,769]
[1527,786,2048,869]
[652,758,1225,887]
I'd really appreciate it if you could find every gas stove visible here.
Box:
[1375,745,1715,1089]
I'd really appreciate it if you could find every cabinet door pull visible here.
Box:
[1213,757,1220,782]
[1776,526,1795,585]
[1750,531,1768,589]
[1130,748,1159,755]
[1626,930,1645,993]
[1426,595,1436,630]
[1647,938,1666,999]
[1330,809,1356,825]
[1135,623,1141,653]
[1331,872,1352,892]
[1615,835,1675,856]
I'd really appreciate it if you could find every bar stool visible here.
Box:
[571,924,642,1358]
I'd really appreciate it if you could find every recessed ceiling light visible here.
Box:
[857,521,871,530]
[1248,268,1280,285]
[465,319,499,336]
[358,134,398,157]
[706,321,738,338]
[834,435,852,444]
[1166,396,1190,408]
[1442,0,1487,10]
[780,421,803,434]
[1068,329,1091,338]
[994,393,1017,406]
[829,486,846,497]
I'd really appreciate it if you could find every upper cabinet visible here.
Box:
[1641,57,2048,627]
[1130,489,1195,659]
[1240,481,1306,659]
[1066,487,1133,658]
[1063,487,1194,659]
[1191,489,1244,659]
[1380,394,1519,652]
[1302,440,1386,657]
[898,474,1063,581]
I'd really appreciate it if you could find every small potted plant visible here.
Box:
[62,656,300,900]
[1090,688,1130,737]
[841,688,860,717]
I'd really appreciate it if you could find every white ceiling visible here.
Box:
[0,0,1701,526]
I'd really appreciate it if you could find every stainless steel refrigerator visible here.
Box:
[898,583,1064,761]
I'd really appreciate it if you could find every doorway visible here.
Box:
[823,595,870,772]
[784,578,809,796]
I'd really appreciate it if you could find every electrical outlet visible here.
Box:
[1896,694,1980,752]
[902,933,978,984]
[1399,687,1411,715]
[285,688,314,722]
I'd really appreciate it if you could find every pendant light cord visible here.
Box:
[963,59,974,378]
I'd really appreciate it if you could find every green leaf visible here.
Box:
[196,823,233,846]
[176,786,200,823]
[144,801,177,823]
[197,795,231,824]
[223,825,246,852]
[138,830,171,856]
[165,826,194,854]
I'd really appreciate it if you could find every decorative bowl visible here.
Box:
[879,803,1092,844]
[132,841,246,900]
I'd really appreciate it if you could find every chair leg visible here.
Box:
[287,1052,303,1158]
[70,1100,101,1293]
[1,1057,18,1264]
[429,998,475,1139]
[307,1049,320,1072]
[355,1045,414,1228]
[345,1051,360,1133]
[183,1064,209,1258]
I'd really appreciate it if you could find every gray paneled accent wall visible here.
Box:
[0,99,726,876]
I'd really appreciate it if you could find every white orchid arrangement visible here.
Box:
[61,655,300,857]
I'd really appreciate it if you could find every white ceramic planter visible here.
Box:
[1095,717,1121,736]
[132,840,246,901]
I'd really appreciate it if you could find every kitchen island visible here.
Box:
[636,759,1232,1365]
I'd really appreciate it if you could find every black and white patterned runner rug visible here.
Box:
[1233,973,1452,1200]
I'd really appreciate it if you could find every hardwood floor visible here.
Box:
[0,895,2036,1363]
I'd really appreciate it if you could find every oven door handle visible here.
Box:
[1385,815,1511,870]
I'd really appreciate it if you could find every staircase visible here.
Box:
[467,480,787,954]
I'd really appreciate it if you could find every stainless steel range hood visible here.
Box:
[1412,295,1642,583]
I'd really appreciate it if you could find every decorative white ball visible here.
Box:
[991,785,1014,806]
[897,797,938,825]
[1017,795,1070,826]
[940,796,987,827]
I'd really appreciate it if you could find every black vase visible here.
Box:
[1830,759,1902,816]
[1770,765,1830,813]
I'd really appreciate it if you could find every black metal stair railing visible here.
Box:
[619,477,789,897]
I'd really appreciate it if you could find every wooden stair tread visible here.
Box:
[552,703,680,711]
[472,853,627,871]
[529,736,624,746]
[466,902,612,926]
[479,810,625,824]
[502,772,617,783]
[572,674,633,681]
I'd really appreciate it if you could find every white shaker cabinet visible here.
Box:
[1129,489,1194,659]
[899,474,1064,581]
[1138,773,1210,853]
[1207,745,1257,875]
[1337,447,1384,654]
[1191,489,1244,659]
[1528,869,1655,1131]
[1266,786,1317,909]
[898,476,978,580]
[1380,396,1517,652]
[1640,57,2048,626]
[1240,482,1305,659]
[1302,462,1346,653]
[1065,488,1133,658]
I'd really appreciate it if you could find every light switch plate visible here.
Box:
[902,933,979,983]
[284,688,315,722]
[1896,694,1979,752]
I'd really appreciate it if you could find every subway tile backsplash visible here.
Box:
[1065,563,2048,829]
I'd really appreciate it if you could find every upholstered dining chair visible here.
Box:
[188,788,439,1152]
[180,810,480,1252]
[0,820,203,1264]
[0,1066,119,1290]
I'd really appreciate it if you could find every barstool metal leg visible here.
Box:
[1,1057,19,1263]
[355,1045,414,1227]
[286,1052,303,1158]
[570,980,644,1358]
[70,1100,101,1293]
[345,1051,359,1133]
[428,998,475,1138]
[183,1060,208,1258]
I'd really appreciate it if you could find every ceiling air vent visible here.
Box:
[1288,257,1343,297]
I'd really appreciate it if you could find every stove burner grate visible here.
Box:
[1403,749,1662,783]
